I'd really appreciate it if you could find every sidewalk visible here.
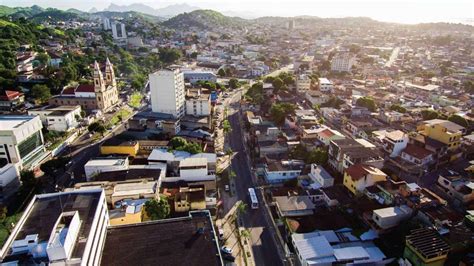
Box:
[216,202,245,266]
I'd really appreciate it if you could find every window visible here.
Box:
[18,131,43,159]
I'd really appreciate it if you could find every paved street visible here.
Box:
[219,90,284,266]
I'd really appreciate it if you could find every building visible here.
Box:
[0,162,20,203]
[308,164,334,188]
[263,160,304,184]
[328,138,383,174]
[274,196,316,217]
[84,157,130,180]
[0,116,47,170]
[437,173,474,205]
[401,144,434,166]
[372,205,412,230]
[102,17,111,30]
[382,130,408,157]
[0,90,24,111]
[331,53,355,72]
[101,211,223,265]
[343,164,387,195]
[291,230,386,265]
[100,138,139,157]
[0,189,108,265]
[111,22,126,39]
[185,88,211,117]
[417,119,465,151]
[109,199,147,226]
[183,71,217,84]
[403,228,449,266]
[28,105,81,132]
[128,112,181,135]
[318,78,333,92]
[50,59,119,111]
[296,74,312,93]
[149,68,185,118]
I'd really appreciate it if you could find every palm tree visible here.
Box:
[237,202,247,217]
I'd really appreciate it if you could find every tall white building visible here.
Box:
[296,74,312,94]
[102,17,111,30]
[111,22,126,39]
[331,53,355,72]
[0,116,47,170]
[185,88,211,117]
[149,69,185,118]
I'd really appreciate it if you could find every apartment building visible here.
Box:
[343,164,387,195]
[331,53,355,72]
[417,119,465,151]
[185,88,211,117]
[296,74,312,94]
[149,68,185,118]
[28,105,81,132]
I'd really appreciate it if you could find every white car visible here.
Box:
[221,246,232,254]
[224,185,230,192]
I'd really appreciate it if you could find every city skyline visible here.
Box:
[2,0,473,24]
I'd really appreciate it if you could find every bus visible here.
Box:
[248,188,259,209]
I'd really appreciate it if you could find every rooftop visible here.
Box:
[406,228,450,260]
[345,164,386,181]
[420,119,465,133]
[274,196,316,213]
[0,115,37,131]
[101,211,222,266]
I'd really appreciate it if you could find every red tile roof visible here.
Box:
[318,129,335,139]
[0,90,23,101]
[402,144,432,160]
[345,164,386,181]
[61,87,75,95]
[75,84,95,93]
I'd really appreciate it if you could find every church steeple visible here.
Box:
[105,57,116,88]
[93,61,105,92]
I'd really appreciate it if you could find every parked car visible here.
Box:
[224,185,230,192]
[218,228,224,240]
[217,151,225,157]
[221,246,232,254]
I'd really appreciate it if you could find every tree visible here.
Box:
[36,52,50,65]
[448,114,469,128]
[421,109,439,120]
[271,77,284,92]
[145,197,170,220]
[20,170,36,188]
[390,104,407,113]
[40,157,71,175]
[320,60,331,71]
[222,120,232,135]
[229,78,239,90]
[237,202,247,217]
[269,103,296,126]
[31,84,51,104]
[217,68,226,77]
[169,137,187,149]
[88,121,106,134]
[158,48,182,64]
[306,148,328,165]
[320,96,344,109]
[355,97,377,112]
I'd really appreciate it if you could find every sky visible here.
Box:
[2,0,473,24]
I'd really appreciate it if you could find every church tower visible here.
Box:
[105,57,117,88]
[93,61,105,93]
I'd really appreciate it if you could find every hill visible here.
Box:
[103,3,199,18]
[162,9,246,30]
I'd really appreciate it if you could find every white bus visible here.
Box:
[248,188,259,209]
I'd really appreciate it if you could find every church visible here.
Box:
[50,58,119,111]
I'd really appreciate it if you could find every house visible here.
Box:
[308,164,334,188]
[417,119,466,151]
[400,144,434,166]
[403,228,450,266]
[321,185,352,207]
[437,172,474,205]
[318,78,333,92]
[381,130,408,157]
[274,195,316,217]
[84,157,130,180]
[371,205,413,230]
[162,184,207,213]
[0,90,25,111]
[128,112,181,135]
[343,164,387,195]
[305,90,329,106]
[100,138,139,157]
[316,128,345,146]
[109,199,147,226]
[28,105,82,132]
[328,138,384,174]
[291,230,386,266]
[264,160,304,184]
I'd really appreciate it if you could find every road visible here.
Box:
[222,90,284,266]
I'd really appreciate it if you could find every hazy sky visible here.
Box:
[2,0,473,24]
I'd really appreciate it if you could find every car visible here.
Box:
[221,246,232,254]
[216,151,225,157]
[222,254,235,262]
[224,185,230,192]
[218,228,224,240]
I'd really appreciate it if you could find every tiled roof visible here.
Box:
[75,84,95,93]
[346,164,386,181]
[402,144,432,159]
[61,87,76,95]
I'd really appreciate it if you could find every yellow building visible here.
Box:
[403,228,449,266]
[174,186,207,213]
[343,164,387,195]
[100,138,139,157]
[417,119,465,151]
